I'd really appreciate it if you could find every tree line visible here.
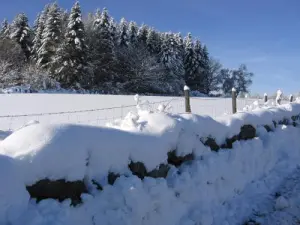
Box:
[0,1,253,96]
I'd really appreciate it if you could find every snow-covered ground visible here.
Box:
[0,93,265,131]
[0,98,299,225]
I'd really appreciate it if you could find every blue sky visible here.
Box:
[1,0,300,94]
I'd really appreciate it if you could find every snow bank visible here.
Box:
[0,155,29,224]
[1,103,300,186]
[0,112,181,185]
[1,102,300,224]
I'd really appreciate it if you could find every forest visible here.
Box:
[0,1,253,96]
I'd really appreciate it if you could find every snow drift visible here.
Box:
[1,103,300,224]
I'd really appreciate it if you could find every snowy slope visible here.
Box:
[0,102,300,225]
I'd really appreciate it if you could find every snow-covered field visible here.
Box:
[0,92,296,224]
[0,94,299,225]
[0,93,262,131]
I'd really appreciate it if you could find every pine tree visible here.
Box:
[31,5,50,62]
[90,8,116,86]
[128,21,138,46]
[118,18,129,47]
[190,39,202,91]
[174,33,184,57]
[109,17,117,44]
[60,9,69,36]
[184,33,196,86]
[0,19,9,38]
[54,1,90,88]
[200,45,210,94]
[37,2,62,69]
[147,28,160,54]
[137,24,149,46]
[160,33,184,94]
[84,12,95,49]
[10,13,32,60]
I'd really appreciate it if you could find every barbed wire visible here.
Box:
[0,96,264,131]
[0,98,181,118]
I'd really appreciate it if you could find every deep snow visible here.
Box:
[0,98,300,224]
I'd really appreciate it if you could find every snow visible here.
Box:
[0,93,254,131]
[0,155,30,224]
[183,85,190,91]
[0,93,300,224]
[275,196,289,210]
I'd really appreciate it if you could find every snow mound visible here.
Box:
[0,155,29,224]
[0,113,179,185]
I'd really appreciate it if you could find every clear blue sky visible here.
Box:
[1,0,300,95]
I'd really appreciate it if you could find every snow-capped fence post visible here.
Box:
[232,88,237,114]
[276,89,283,105]
[264,93,268,103]
[289,94,294,103]
[184,85,191,113]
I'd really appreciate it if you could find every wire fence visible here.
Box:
[0,96,276,132]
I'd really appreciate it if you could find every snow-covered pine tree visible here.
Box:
[54,1,90,88]
[60,9,69,34]
[37,2,62,69]
[90,8,116,86]
[84,12,96,50]
[31,4,50,62]
[159,32,184,94]
[137,24,149,46]
[128,21,138,46]
[109,17,117,44]
[0,19,9,38]
[31,13,42,60]
[191,39,203,91]
[118,18,129,47]
[146,28,161,55]
[183,33,196,86]
[174,33,184,58]
[10,13,32,60]
[200,45,210,94]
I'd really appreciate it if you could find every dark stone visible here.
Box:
[203,137,220,152]
[273,121,277,128]
[147,164,170,178]
[26,179,88,205]
[128,161,147,179]
[243,219,260,225]
[293,122,298,127]
[167,150,194,167]
[225,135,239,149]
[107,172,120,185]
[278,118,289,125]
[291,115,300,121]
[264,125,272,132]
[239,125,256,140]
[92,179,103,190]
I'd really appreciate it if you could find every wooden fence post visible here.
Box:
[184,85,191,113]
[289,94,294,103]
[264,93,268,103]
[232,88,237,114]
